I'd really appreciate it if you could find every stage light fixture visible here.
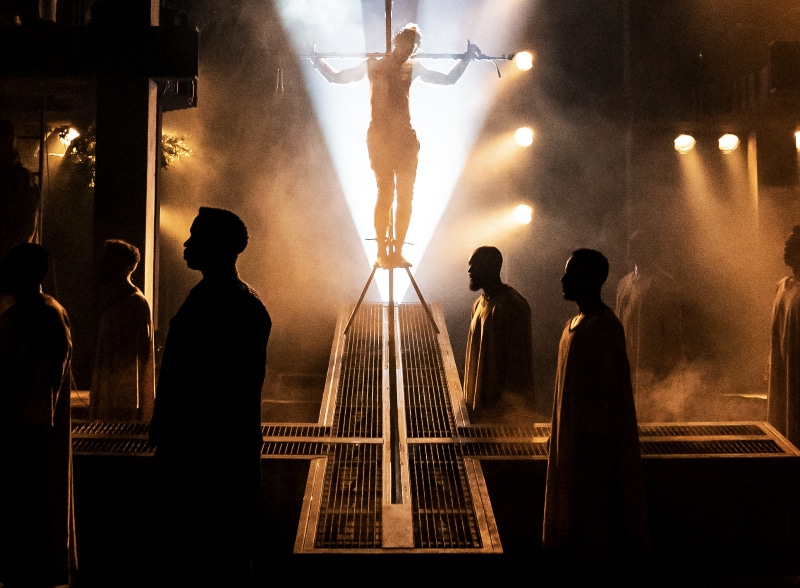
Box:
[718,133,740,154]
[513,204,533,225]
[674,134,696,154]
[58,127,79,147]
[514,126,534,147]
[513,51,534,71]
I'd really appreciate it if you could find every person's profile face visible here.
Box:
[183,218,214,271]
[560,257,590,302]
[468,253,491,292]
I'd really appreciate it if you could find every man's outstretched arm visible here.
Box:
[311,56,369,84]
[416,42,481,85]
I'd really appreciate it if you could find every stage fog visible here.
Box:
[57,0,800,423]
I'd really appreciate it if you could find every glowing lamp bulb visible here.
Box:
[674,134,696,154]
[718,133,739,154]
[795,131,800,151]
[513,204,533,225]
[514,51,534,71]
[514,127,534,147]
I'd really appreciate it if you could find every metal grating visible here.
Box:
[409,443,482,548]
[457,425,549,439]
[261,441,329,457]
[334,304,383,439]
[639,423,765,437]
[399,305,455,439]
[261,424,330,438]
[314,443,382,548]
[461,441,548,458]
[640,439,786,456]
[72,436,153,455]
[72,420,148,436]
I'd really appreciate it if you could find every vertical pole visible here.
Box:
[385,0,392,53]
[388,267,401,503]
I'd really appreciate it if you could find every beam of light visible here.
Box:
[674,134,696,154]
[718,133,740,154]
[278,0,532,301]
[159,204,197,244]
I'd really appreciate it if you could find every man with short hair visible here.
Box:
[149,207,272,587]
[463,245,533,423]
[543,248,649,581]
[768,225,800,446]
[312,24,480,267]
[90,239,155,422]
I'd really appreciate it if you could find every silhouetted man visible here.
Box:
[0,119,39,261]
[0,243,76,587]
[615,229,684,421]
[0,119,40,318]
[543,248,648,582]
[148,207,271,587]
[463,246,533,423]
[89,239,155,422]
[312,23,480,267]
[768,225,800,446]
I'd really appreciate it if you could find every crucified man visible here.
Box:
[311,23,480,268]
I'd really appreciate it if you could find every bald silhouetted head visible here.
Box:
[468,246,503,293]
[561,248,608,303]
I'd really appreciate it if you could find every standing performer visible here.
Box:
[543,248,649,582]
[768,225,800,446]
[311,23,480,267]
[148,207,271,587]
[0,244,76,588]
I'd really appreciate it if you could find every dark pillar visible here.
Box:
[93,0,159,304]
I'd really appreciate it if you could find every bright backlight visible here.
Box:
[513,51,534,71]
[674,134,696,154]
[718,133,739,154]
[514,127,534,147]
[513,204,532,225]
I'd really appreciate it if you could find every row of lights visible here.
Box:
[675,131,800,155]
[674,133,741,154]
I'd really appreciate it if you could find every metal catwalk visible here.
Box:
[70,302,800,561]
[293,302,502,553]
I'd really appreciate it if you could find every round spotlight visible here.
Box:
[513,204,533,225]
[513,51,534,72]
[514,127,534,147]
[674,134,696,154]
[718,133,740,154]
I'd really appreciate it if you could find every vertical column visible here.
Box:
[94,77,159,304]
[93,0,160,305]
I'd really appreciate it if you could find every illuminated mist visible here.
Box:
[278,0,530,300]
[150,0,800,425]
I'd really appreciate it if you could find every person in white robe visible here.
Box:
[768,225,800,446]
[463,246,533,423]
[89,239,155,422]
